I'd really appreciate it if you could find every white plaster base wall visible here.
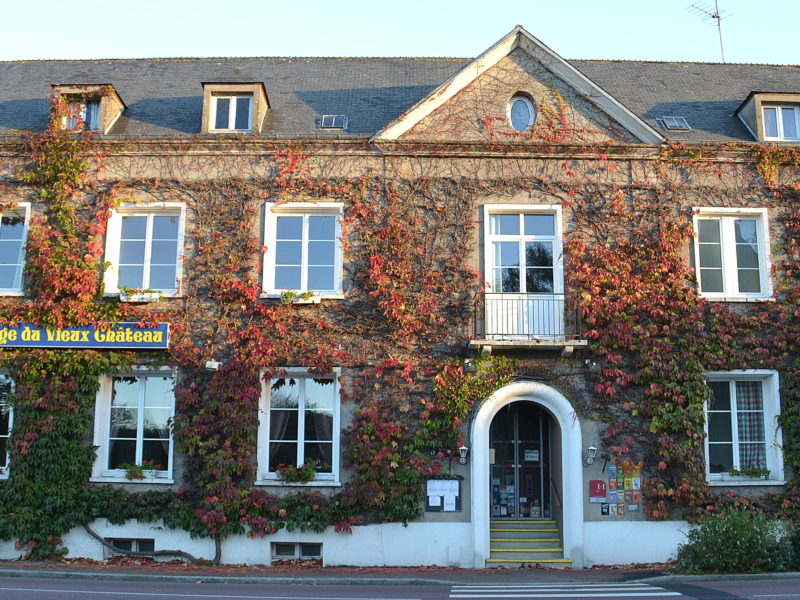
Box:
[583,520,689,566]
[1,520,476,568]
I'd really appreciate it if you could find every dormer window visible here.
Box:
[51,84,125,135]
[66,98,101,131]
[763,106,800,141]
[201,83,269,134]
[212,94,253,132]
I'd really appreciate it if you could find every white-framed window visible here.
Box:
[263,203,342,296]
[705,371,783,483]
[0,202,30,295]
[104,203,185,296]
[482,205,565,340]
[92,369,175,482]
[272,542,322,561]
[693,208,771,300]
[763,105,800,141]
[65,98,100,131]
[0,373,13,479]
[257,368,340,484]
[211,94,253,132]
[485,206,562,294]
[508,95,536,132]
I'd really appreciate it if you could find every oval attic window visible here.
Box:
[509,95,535,132]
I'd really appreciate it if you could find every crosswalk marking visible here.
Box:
[450,583,682,599]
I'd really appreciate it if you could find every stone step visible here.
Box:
[490,538,562,549]
[487,557,573,566]
[490,527,559,532]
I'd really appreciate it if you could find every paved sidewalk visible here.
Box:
[0,559,670,586]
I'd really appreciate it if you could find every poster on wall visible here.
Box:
[589,480,607,503]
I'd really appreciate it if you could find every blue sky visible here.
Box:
[3,0,799,64]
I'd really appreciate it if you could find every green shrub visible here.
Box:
[676,507,791,573]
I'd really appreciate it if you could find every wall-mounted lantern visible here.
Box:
[458,443,470,465]
[586,446,597,465]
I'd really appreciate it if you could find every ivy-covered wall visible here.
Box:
[0,92,799,564]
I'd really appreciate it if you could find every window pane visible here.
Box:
[0,407,9,435]
[708,443,733,473]
[0,241,21,265]
[510,99,531,131]
[699,269,723,293]
[738,443,766,471]
[782,107,797,139]
[270,410,298,441]
[143,408,170,438]
[304,442,332,472]
[234,97,251,130]
[142,440,169,470]
[526,268,554,293]
[0,266,19,289]
[490,214,519,236]
[306,378,335,410]
[270,378,300,408]
[121,216,147,239]
[734,219,757,244]
[150,240,178,263]
[496,268,519,293]
[119,240,146,264]
[275,266,301,289]
[698,244,722,268]
[145,376,174,407]
[152,215,180,239]
[113,378,140,407]
[108,439,136,469]
[268,442,297,470]
[697,220,720,243]
[307,266,334,291]
[276,240,302,265]
[708,412,732,442]
[737,269,761,293]
[0,216,25,240]
[764,107,779,138]
[524,214,554,236]
[309,216,335,239]
[300,543,322,557]
[495,242,519,267]
[214,98,230,129]
[708,382,731,410]
[0,440,6,468]
[736,243,759,269]
[110,407,137,438]
[525,242,553,267]
[305,411,333,441]
[735,381,763,411]
[149,265,177,290]
[276,216,302,239]
[118,266,145,289]
[308,241,335,265]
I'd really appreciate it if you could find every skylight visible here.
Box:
[659,116,691,131]
[317,115,348,130]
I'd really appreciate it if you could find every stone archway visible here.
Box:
[470,381,584,568]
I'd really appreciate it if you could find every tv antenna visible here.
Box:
[689,0,730,62]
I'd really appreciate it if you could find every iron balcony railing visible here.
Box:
[473,293,581,341]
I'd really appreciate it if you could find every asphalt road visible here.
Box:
[2,576,800,600]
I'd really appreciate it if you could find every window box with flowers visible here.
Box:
[275,460,318,483]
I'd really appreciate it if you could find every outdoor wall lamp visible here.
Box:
[586,446,597,465]
[458,443,469,465]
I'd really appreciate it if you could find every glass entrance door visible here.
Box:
[489,402,550,519]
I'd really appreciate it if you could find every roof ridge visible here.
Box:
[569,57,800,68]
[0,56,473,64]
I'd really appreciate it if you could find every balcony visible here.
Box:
[471,293,587,355]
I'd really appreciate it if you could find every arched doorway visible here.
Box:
[470,381,583,568]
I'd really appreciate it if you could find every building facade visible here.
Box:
[0,26,798,567]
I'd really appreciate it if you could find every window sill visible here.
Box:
[255,479,341,488]
[90,476,174,485]
[0,292,23,297]
[708,479,784,487]
[701,295,774,303]
[260,293,345,302]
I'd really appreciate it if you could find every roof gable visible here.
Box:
[372,26,664,144]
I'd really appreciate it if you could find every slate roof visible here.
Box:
[0,56,799,142]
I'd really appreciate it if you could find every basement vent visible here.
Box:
[272,542,322,560]
[658,116,691,131]
[105,538,155,558]
[317,115,348,130]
